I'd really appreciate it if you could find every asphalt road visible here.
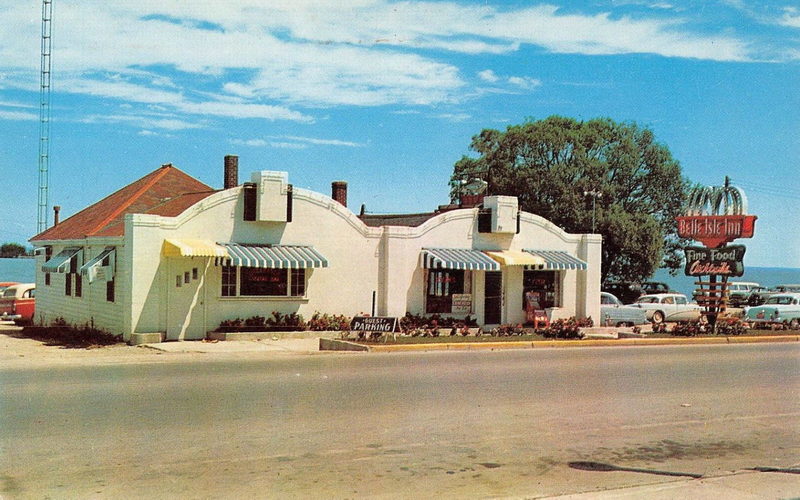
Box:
[1,343,798,499]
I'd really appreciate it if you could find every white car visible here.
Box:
[630,293,702,324]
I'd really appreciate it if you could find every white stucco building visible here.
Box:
[31,157,601,342]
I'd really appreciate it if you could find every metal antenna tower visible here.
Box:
[37,0,53,233]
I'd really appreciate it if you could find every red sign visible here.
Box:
[676,215,757,248]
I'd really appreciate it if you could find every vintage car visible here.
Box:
[600,292,648,326]
[630,293,702,324]
[0,283,35,323]
[745,293,800,329]
[727,281,761,308]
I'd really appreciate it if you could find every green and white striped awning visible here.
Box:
[80,247,115,282]
[218,243,328,269]
[421,248,500,271]
[523,249,587,270]
[41,247,82,273]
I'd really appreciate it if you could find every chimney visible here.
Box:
[224,155,239,189]
[332,181,347,207]
[53,205,61,226]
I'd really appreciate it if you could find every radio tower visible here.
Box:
[37,0,53,233]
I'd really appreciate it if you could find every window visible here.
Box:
[426,270,466,314]
[44,246,52,286]
[222,266,307,298]
[74,274,82,298]
[522,271,559,310]
[221,266,237,296]
[65,272,72,296]
[243,182,257,221]
[290,268,305,297]
[106,280,115,302]
[478,208,492,233]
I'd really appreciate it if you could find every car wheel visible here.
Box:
[652,311,664,324]
[790,318,800,330]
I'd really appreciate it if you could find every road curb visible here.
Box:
[334,335,800,353]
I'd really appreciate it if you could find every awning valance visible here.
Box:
[218,243,328,269]
[485,250,545,267]
[524,249,587,270]
[421,248,500,271]
[80,247,115,282]
[162,239,229,258]
[42,247,82,273]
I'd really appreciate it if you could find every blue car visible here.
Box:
[600,292,648,326]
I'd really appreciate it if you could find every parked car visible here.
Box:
[641,281,670,295]
[727,281,761,308]
[746,286,771,306]
[747,284,800,307]
[600,292,648,326]
[0,283,35,323]
[630,293,702,324]
[0,282,19,295]
[602,282,642,305]
[745,293,800,330]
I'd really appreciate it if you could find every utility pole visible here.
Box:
[584,190,602,233]
[38,0,53,233]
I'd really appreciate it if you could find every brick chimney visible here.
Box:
[53,205,61,226]
[224,155,239,189]
[332,181,347,207]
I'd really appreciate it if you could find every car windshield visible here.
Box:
[3,288,18,298]
[765,296,796,305]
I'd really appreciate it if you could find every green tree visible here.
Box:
[0,242,28,258]
[450,116,688,284]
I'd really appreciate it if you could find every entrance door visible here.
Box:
[484,271,502,324]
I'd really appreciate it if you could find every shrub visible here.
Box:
[715,317,748,336]
[21,319,122,348]
[541,318,589,339]
[307,312,351,331]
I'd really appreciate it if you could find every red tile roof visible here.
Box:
[31,164,217,241]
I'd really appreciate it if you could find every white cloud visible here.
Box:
[0,110,38,121]
[232,135,363,148]
[434,113,471,122]
[507,76,542,89]
[780,7,800,28]
[0,0,759,130]
[81,114,201,131]
[478,70,500,83]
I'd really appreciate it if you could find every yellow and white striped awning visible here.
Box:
[162,239,229,258]
[485,250,546,267]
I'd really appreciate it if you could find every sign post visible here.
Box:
[678,178,756,331]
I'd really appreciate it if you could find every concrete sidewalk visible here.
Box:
[547,469,800,499]
[142,337,322,354]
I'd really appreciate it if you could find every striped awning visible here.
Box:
[42,247,82,273]
[485,250,546,267]
[421,248,500,271]
[162,239,229,258]
[219,243,328,269]
[524,249,587,270]
[80,247,115,282]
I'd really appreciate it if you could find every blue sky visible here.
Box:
[1,1,798,268]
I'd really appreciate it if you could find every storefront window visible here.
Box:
[426,270,469,314]
[241,268,287,296]
[222,267,306,298]
[522,270,559,310]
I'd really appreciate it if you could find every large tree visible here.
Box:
[450,116,688,284]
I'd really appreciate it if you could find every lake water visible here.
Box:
[2,257,798,298]
[0,258,35,283]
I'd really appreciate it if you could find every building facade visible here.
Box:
[31,158,601,342]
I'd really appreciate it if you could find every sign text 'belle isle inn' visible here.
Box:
[676,214,757,248]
